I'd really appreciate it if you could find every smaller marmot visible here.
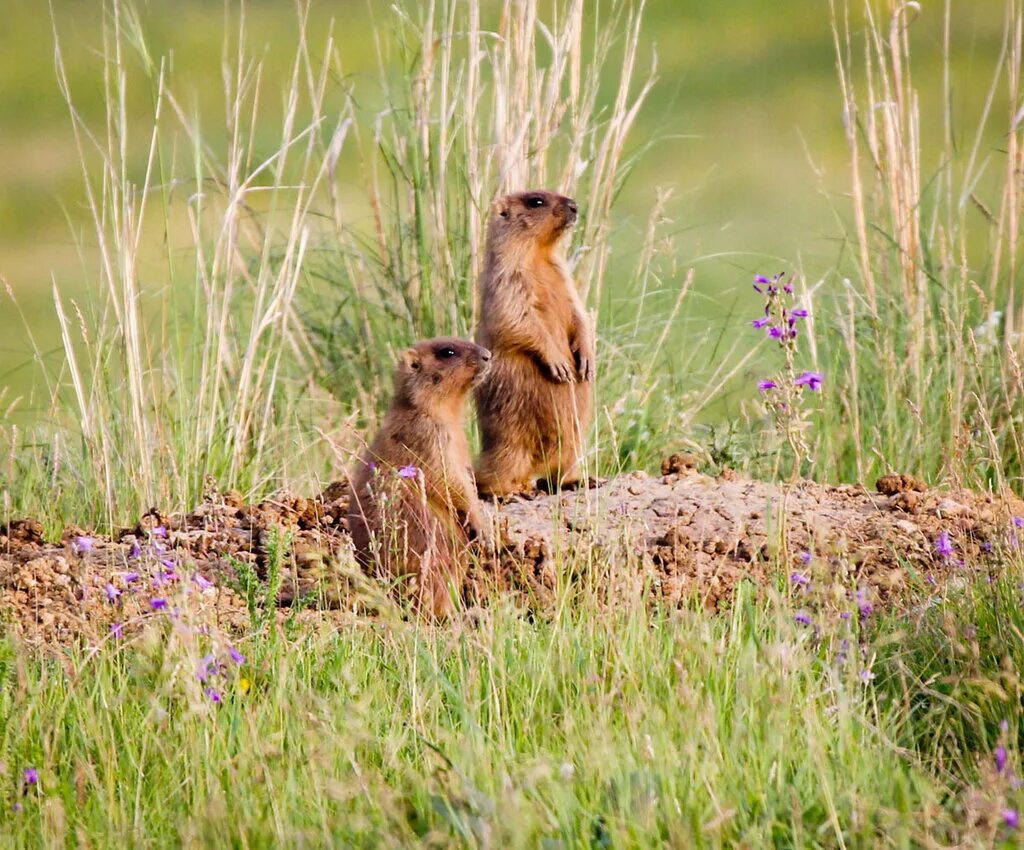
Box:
[474,189,595,496]
[347,338,491,618]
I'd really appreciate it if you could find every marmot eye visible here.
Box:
[525,196,546,209]
[435,346,457,360]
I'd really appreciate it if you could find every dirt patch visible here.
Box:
[487,468,1023,610]
[2,462,1023,645]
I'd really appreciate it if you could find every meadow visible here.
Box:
[1,0,1024,845]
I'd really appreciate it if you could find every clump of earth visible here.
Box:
[2,456,1021,646]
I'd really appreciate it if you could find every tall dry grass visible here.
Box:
[307,0,663,416]
[1,0,683,530]
[812,0,1024,490]
[7,0,1023,532]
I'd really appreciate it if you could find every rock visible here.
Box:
[3,519,45,544]
[876,473,928,496]
[936,498,972,518]
[893,491,920,512]
[661,453,699,476]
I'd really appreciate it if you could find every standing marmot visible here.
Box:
[347,338,491,618]
[474,189,595,496]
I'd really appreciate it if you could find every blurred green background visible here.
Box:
[0,0,1008,416]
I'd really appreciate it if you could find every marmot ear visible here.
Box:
[491,199,510,220]
[400,348,422,371]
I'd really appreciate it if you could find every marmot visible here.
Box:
[347,338,491,618]
[474,189,595,496]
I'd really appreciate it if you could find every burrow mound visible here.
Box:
[2,457,1022,645]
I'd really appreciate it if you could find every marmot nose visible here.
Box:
[566,199,578,214]
[479,347,492,362]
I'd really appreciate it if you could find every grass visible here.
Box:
[1,0,1024,844]
[1,576,1023,846]
[2,0,1018,531]
[2,0,676,530]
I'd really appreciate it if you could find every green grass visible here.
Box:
[1,1,1024,844]
[2,576,1023,846]
[0,0,1014,531]
[0,0,1009,410]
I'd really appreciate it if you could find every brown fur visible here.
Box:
[474,189,595,496]
[347,338,491,618]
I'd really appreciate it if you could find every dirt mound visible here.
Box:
[0,491,355,645]
[2,462,1022,645]
[490,467,1022,609]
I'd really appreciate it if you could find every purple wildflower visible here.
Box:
[783,283,794,294]
[1015,517,1024,529]
[794,370,824,392]
[228,646,245,665]
[73,536,93,554]
[152,541,166,554]
[12,803,22,813]
[150,598,168,611]
[205,688,222,704]
[795,611,813,626]
[128,542,141,559]
[768,326,785,340]
[124,572,140,584]
[859,669,875,683]
[996,746,1009,774]
[23,768,38,786]
[104,583,120,603]
[856,589,873,620]
[160,558,176,571]
[799,551,812,564]
[752,317,770,329]
[839,611,852,620]
[109,623,124,639]
[398,465,420,479]
[197,654,218,683]
[193,573,214,591]
[791,308,809,318]
[790,572,810,587]
[1003,809,1020,829]
[152,526,168,538]
[757,379,777,392]
[936,530,954,560]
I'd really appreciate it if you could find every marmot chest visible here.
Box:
[529,265,575,331]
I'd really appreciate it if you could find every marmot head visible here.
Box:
[394,337,492,413]
[489,189,578,248]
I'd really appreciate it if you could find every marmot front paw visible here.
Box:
[575,353,595,382]
[546,356,577,384]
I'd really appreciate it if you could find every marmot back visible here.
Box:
[474,189,595,497]
[347,338,491,618]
